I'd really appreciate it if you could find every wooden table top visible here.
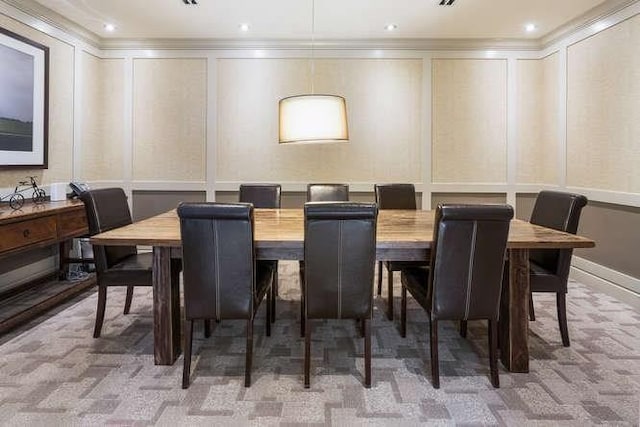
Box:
[91,208,595,250]
[0,199,85,225]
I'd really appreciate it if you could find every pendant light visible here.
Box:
[278,0,349,144]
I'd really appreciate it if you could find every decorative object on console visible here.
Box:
[0,27,49,169]
[0,176,46,210]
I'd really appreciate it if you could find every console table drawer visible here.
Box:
[0,216,57,254]
[57,208,88,239]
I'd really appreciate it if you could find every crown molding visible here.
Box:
[1,0,100,47]
[541,0,639,48]
[99,37,540,51]
[2,0,638,52]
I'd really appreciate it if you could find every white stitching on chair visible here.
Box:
[464,221,478,319]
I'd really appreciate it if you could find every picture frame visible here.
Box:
[0,26,49,169]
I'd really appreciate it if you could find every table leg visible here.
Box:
[58,240,72,280]
[499,248,530,373]
[153,247,181,365]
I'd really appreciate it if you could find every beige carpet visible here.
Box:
[0,261,638,425]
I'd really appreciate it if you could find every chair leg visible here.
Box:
[488,319,499,388]
[459,320,468,338]
[529,292,535,321]
[557,292,570,347]
[364,318,371,388]
[266,287,272,337]
[182,319,193,389]
[204,319,211,338]
[245,319,254,387]
[387,268,394,320]
[430,318,440,389]
[271,269,277,324]
[300,299,305,338]
[300,268,305,338]
[400,285,407,338]
[274,263,279,297]
[377,261,383,296]
[123,285,134,315]
[93,285,107,338]
[304,319,311,388]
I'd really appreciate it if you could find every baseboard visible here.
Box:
[570,256,640,310]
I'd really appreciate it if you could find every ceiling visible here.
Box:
[20,0,619,43]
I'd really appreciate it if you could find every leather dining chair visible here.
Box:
[239,183,281,209]
[81,188,181,338]
[400,204,513,388]
[178,202,274,388]
[299,183,350,336]
[374,183,428,320]
[239,183,281,323]
[307,183,349,202]
[303,202,378,388]
[528,191,588,347]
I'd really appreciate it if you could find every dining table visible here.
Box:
[90,208,595,373]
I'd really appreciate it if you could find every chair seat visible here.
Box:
[401,267,430,312]
[255,261,275,307]
[386,260,429,272]
[100,252,153,286]
[530,261,565,293]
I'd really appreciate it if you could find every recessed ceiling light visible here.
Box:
[104,23,116,32]
[385,24,397,31]
[524,23,537,33]
[239,23,250,32]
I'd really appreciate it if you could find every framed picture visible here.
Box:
[0,27,49,169]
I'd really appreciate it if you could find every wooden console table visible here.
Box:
[0,200,96,333]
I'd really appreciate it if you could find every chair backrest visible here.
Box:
[80,188,136,273]
[529,191,588,283]
[375,183,417,210]
[177,202,256,320]
[304,202,377,319]
[307,183,349,202]
[239,184,281,208]
[428,204,513,321]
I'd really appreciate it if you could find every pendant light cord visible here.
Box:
[310,0,315,94]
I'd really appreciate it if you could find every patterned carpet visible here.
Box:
[0,261,638,426]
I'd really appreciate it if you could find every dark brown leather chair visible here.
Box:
[374,184,428,320]
[303,202,377,388]
[307,183,349,202]
[178,202,274,388]
[401,204,513,388]
[239,183,281,322]
[528,191,588,347]
[81,188,179,338]
[298,183,350,336]
[239,184,281,208]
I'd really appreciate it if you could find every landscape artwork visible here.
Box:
[0,28,48,169]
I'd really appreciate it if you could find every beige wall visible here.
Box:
[0,14,74,188]
[216,59,423,184]
[567,14,640,193]
[432,59,508,183]
[516,54,559,184]
[132,58,207,182]
[77,53,125,181]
